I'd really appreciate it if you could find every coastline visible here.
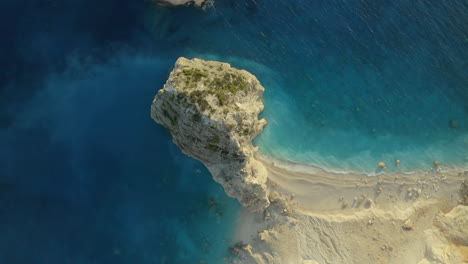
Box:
[256,152,468,177]
[258,153,466,211]
[151,57,467,263]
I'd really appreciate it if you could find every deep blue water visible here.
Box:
[0,0,467,263]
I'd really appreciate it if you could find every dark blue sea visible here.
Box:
[0,0,466,263]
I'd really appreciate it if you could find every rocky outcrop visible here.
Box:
[151,57,269,211]
[153,0,211,8]
[418,205,468,264]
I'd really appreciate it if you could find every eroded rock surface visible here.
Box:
[153,0,210,7]
[151,57,269,210]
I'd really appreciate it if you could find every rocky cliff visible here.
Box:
[151,57,269,210]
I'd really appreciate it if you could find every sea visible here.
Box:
[0,0,466,263]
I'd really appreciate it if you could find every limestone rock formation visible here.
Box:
[153,0,211,7]
[151,57,269,210]
[418,205,468,264]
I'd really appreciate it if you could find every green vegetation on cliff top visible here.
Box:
[176,66,252,108]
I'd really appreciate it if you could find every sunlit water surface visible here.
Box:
[0,0,466,263]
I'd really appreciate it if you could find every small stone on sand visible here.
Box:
[342,201,349,209]
[402,219,414,230]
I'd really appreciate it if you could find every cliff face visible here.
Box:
[151,57,269,210]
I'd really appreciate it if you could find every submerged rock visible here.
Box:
[151,57,269,211]
[448,119,459,129]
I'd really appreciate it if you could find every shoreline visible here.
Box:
[259,153,466,211]
[256,151,467,177]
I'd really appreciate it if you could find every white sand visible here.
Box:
[233,156,468,264]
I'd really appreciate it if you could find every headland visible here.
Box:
[152,58,468,264]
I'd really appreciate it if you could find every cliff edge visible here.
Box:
[151,57,269,211]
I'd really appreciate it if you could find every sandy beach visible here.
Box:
[233,155,468,264]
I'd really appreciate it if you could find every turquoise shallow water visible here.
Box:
[0,0,467,263]
[170,0,468,174]
[185,1,468,173]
